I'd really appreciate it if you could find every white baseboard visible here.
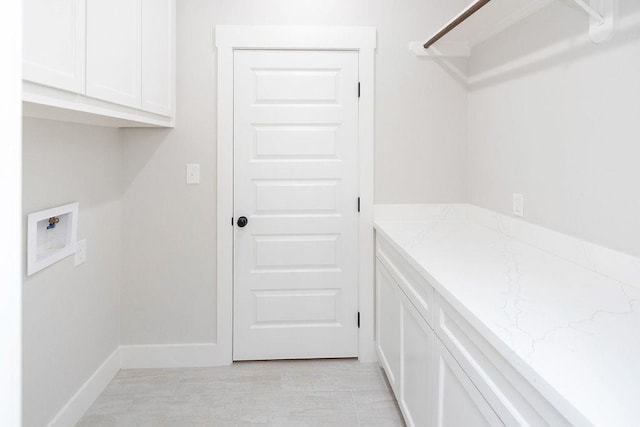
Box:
[46,343,230,426]
[48,347,121,427]
[120,343,231,369]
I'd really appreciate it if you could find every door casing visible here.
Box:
[215,25,377,365]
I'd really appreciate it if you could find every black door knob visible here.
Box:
[237,216,248,228]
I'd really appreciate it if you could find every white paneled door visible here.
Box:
[233,50,360,360]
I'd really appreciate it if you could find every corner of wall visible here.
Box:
[117,127,125,353]
[47,348,121,427]
[464,76,471,205]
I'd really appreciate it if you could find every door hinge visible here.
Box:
[357,312,360,328]
[357,197,360,213]
[231,217,234,226]
[358,82,361,98]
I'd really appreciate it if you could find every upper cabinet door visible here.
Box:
[86,0,141,108]
[23,0,86,93]
[141,0,175,117]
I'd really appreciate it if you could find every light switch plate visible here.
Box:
[75,239,87,267]
[186,164,200,184]
[512,193,524,217]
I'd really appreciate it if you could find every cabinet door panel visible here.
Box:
[435,294,570,426]
[376,259,402,392]
[86,0,141,108]
[377,236,433,327]
[434,339,504,427]
[400,291,434,427]
[141,0,174,116]
[23,0,85,93]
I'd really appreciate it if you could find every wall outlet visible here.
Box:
[75,239,87,267]
[512,193,524,217]
[186,164,200,184]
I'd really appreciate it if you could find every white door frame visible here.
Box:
[215,26,377,364]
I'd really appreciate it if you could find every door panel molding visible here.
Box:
[215,26,376,365]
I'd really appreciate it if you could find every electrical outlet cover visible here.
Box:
[513,193,524,217]
[75,239,87,267]
[186,164,200,184]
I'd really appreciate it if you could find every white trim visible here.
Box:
[48,348,120,427]
[215,25,377,363]
[0,0,22,424]
[215,26,376,50]
[215,40,235,366]
[120,343,229,369]
[356,45,377,362]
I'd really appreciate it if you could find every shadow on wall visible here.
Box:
[416,54,470,88]
[467,0,640,89]
[120,128,172,190]
[22,118,123,213]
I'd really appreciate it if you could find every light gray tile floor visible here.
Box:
[78,359,405,426]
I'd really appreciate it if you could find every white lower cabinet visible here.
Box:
[377,257,499,427]
[376,259,402,392]
[433,338,503,427]
[375,233,568,427]
[399,288,435,427]
[434,295,570,427]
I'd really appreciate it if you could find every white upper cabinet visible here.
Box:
[23,0,86,93]
[23,0,175,127]
[141,0,175,116]
[86,0,142,109]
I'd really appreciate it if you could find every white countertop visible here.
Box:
[374,205,640,427]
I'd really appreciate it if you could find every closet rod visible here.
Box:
[423,0,492,49]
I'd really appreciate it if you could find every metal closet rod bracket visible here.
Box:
[572,0,618,43]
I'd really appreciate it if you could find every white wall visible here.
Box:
[0,1,22,425]
[120,0,470,346]
[22,119,122,427]
[468,0,640,258]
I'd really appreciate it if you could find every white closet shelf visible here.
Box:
[411,0,617,58]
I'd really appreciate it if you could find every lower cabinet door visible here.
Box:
[434,338,504,427]
[400,291,434,427]
[376,259,402,392]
